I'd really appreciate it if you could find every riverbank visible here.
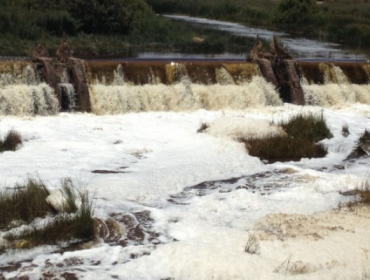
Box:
[0,18,252,58]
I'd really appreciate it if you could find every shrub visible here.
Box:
[0,129,22,152]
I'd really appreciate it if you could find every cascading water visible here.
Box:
[0,62,59,116]
[302,64,370,107]
[90,76,282,115]
[88,62,282,115]
[59,83,77,111]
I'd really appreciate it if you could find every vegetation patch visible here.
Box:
[347,129,370,159]
[341,123,350,137]
[240,112,332,163]
[197,122,209,133]
[0,129,22,152]
[0,178,96,252]
[280,112,332,143]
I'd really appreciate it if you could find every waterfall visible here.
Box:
[302,64,370,106]
[59,83,77,111]
[0,83,59,116]
[0,65,40,87]
[89,76,282,115]
[0,64,59,116]
[216,67,235,85]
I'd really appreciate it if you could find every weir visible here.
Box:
[0,40,370,115]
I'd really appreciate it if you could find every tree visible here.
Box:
[273,0,326,31]
[65,0,152,35]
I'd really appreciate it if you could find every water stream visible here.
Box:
[162,15,369,61]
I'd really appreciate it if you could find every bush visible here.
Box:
[0,129,22,152]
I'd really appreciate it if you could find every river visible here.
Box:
[156,14,369,61]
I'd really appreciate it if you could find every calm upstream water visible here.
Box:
[159,15,369,61]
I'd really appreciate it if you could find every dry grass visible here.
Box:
[0,129,22,152]
[245,233,260,255]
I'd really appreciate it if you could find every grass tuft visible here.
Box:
[197,122,209,133]
[0,129,22,152]
[347,129,370,159]
[60,178,79,214]
[341,123,350,137]
[240,112,331,163]
[0,178,51,229]
[0,178,96,250]
[243,134,327,163]
[245,233,260,255]
[279,112,333,143]
[5,191,95,246]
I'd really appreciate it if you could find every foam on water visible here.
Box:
[90,76,282,115]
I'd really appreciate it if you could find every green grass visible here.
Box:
[0,178,96,250]
[240,112,332,163]
[0,129,22,152]
[243,134,327,163]
[5,191,95,247]
[280,112,333,143]
[0,178,51,229]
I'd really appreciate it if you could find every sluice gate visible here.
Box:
[1,39,370,115]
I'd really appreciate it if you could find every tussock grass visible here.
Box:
[280,112,332,143]
[244,134,327,162]
[0,178,96,250]
[0,129,22,152]
[245,234,260,255]
[240,112,331,163]
[0,178,51,229]
[356,178,370,205]
[5,191,95,247]
[347,129,370,159]
[60,178,79,214]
